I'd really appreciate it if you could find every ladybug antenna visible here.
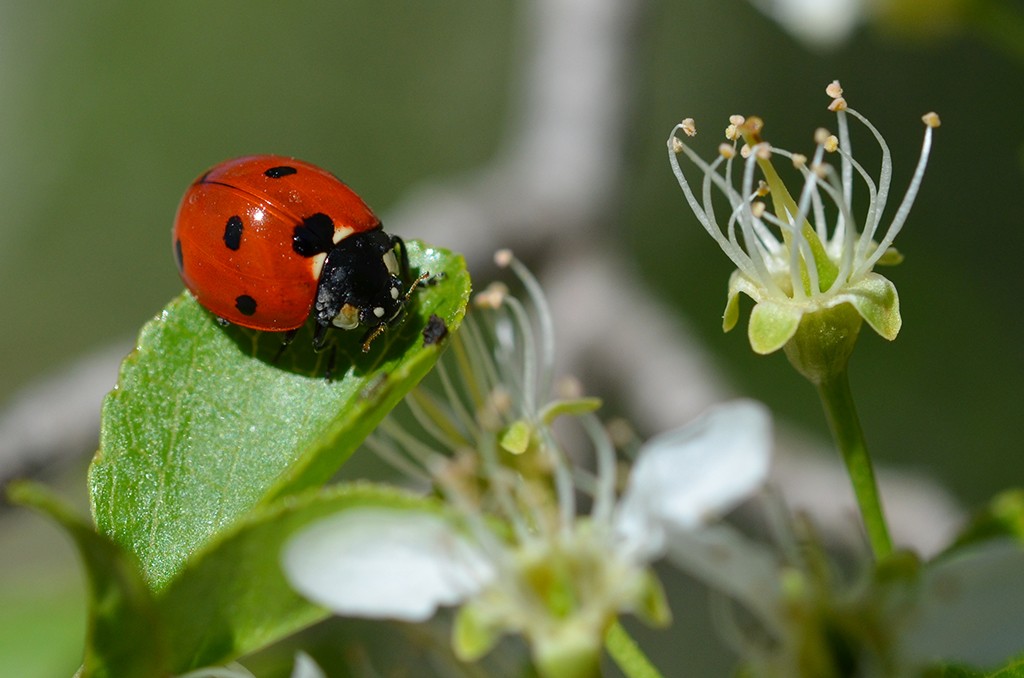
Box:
[405,271,431,301]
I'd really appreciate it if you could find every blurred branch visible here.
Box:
[0,0,964,556]
[0,343,127,484]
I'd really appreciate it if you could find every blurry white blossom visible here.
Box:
[748,0,864,49]
[283,252,775,677]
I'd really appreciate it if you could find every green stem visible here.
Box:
[816,369,893,560]
[605,620,665,678]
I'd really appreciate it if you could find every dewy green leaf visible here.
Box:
[89,241,470,590]
[156,483,436,673]
[6,481,168,678]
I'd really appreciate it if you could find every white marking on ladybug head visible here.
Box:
[331,227,355,245]
[391,285,400,300]
[309,252,329,281]
[373,306,385,318]
[382,250,399,276]
[332,303,360,330]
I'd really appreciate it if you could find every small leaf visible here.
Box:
[7,481,167,678]
[156,483,437,673]
[89,242,471,590]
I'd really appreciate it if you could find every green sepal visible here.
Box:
[843,272,901,341]
[782,303,863,384]
[499,419,532,455]
[748,300,802,355]
[724,269,762,334]
[632,569,671,628]
[452,599,502,662]
[875,246,904,267]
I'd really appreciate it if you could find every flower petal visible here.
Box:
[900,541,1024,669]
[748,300,803,354]
[665,524,783,632]
[839,273,901,341]
[615,400,773,557]
[748,0,863,49]
[282,508,496,622]
[290,652,326,678]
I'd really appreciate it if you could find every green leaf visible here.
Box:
[987,656,1024,677]
[89,241,470,590]
[156,482,436,673]
[922,656,1024,677]
[6,481,168,678]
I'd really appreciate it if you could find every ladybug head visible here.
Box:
[313,229,408,351]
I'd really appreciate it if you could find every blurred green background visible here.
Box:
[1,1,1021,676]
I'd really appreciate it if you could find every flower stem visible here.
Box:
[816,369,893,560]
[605,620,664,678]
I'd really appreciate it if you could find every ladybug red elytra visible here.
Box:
[172,155,420,352]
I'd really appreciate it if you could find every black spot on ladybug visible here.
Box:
[174,239,184,272]
[293,213,336,257]
[224,215,243,251]
[235,294,257,316]
[423,314,448,346]
[264,165,297,179]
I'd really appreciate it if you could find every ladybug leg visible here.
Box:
[312,322,331,352]
[272,329,299,364]
[323,344,338,382]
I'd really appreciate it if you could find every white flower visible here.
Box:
[899,541,1024,670]
[748,0,967,50]
[669,82,939,358]
[652,505,1024,675]
[748,0,865,49]
[284,509,496,622]
[615,400,773,558]
[282,252,775,677]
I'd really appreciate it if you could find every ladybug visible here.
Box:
[173,155,420,352]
